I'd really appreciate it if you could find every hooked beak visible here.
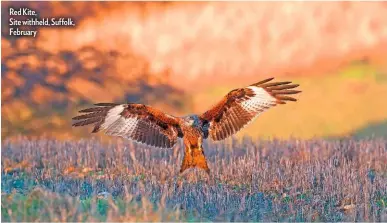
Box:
[186,119,195,126]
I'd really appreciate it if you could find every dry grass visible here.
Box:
[2,137,387,221]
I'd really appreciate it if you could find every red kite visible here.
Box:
[72,77,301,174]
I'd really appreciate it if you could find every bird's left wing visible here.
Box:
[72,103,182,148]
[199,78,301,141]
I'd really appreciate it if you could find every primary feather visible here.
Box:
[72,77,301,174]
[72,103,180,148]
[199,78,301,141]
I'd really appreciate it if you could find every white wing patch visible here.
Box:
[99,105,140,137]
[100,105,125,130]
[241,86,277,113]
[209,86,279,141]
[72,103,179,148]
[105,117,139,136]
[203,78,300,141]
[96,105,174,148]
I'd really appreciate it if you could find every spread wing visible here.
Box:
[199,77,301,141]
[72,103,182,148]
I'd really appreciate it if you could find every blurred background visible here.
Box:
[2,1,387,141]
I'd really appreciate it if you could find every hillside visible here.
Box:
[1,2,387,139]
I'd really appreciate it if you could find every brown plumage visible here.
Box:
[72,77,301,174]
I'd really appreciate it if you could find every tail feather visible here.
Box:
[180,147,210,174]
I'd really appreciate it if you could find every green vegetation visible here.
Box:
[351,120,387,139]
[1,188,189,222]
[338,60,387,81]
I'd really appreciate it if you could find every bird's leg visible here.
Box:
[180,143,192,173]
[194,147,210,175]
[193,139,210,174]
[180,138,210,174]
[187,144,193,158]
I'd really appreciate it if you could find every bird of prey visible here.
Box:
[72,77,301,174]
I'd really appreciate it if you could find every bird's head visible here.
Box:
[183,115,199,127]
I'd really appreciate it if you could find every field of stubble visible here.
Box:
[1,137,387,222]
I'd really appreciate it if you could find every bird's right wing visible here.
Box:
[72,103,182,148]
[199,78,301,141]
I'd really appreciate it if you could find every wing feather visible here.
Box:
[72,103,181,148]
[199,77,301,141]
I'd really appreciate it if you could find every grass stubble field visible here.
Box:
[1,137,387,222]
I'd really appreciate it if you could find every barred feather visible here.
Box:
[72,103,180,148]
[200,77,301,141]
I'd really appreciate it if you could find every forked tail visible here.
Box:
[180,147,210,174]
